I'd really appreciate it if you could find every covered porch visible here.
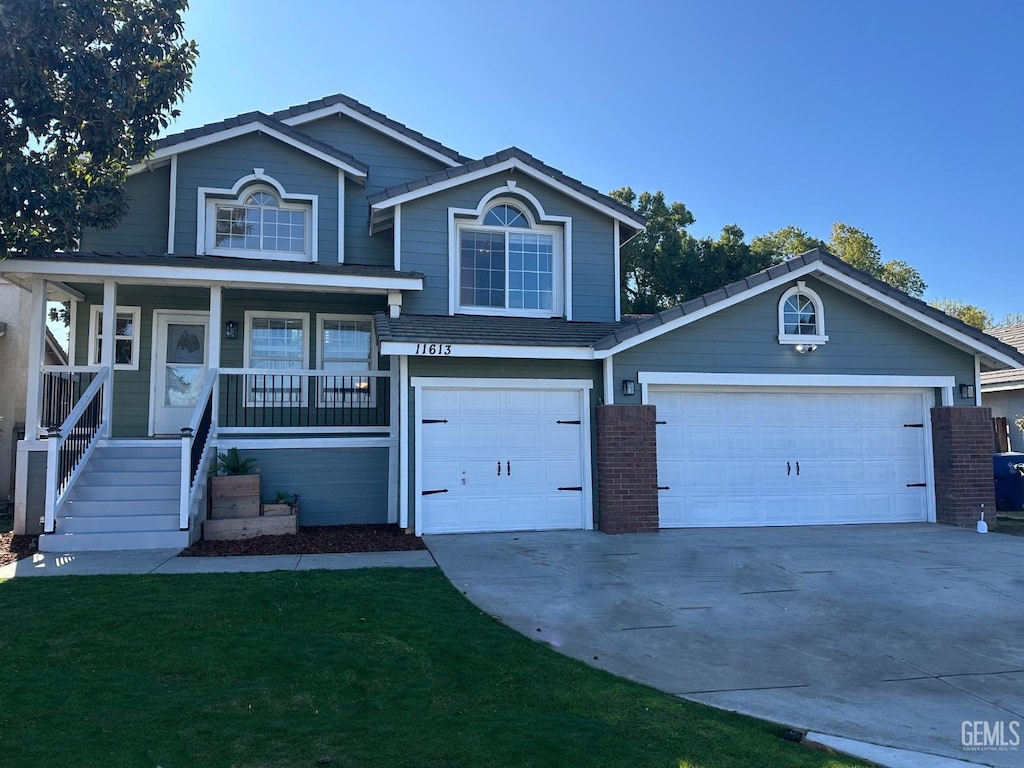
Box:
[4,253,421,549]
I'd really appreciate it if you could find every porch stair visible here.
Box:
[39,443,191,552]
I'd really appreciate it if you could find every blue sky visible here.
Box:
[173,0,1023,321]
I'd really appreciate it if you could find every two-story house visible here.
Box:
[4,92,1022,550]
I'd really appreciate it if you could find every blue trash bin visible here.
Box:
[993,452,1024,511]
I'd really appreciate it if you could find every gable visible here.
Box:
[80,163,170,254]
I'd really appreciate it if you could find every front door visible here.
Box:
[152,312,209,435]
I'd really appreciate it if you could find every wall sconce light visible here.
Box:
[622,379,636,397]
[224,320,239,339]
[794,344,818,354]
[959,383,975,399]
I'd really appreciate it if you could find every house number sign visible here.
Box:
[414,343,453,356]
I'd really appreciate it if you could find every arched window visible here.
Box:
[206,184,312,259]
[778,281,828,345]
[457,199,562,316]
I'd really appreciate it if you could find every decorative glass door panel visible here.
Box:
[153,313,209,434]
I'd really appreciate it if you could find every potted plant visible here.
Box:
[209,448,260,519]
[263,490,299,517]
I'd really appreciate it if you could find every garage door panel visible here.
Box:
[650,387,931,528]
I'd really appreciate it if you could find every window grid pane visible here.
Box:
[460,231,506,308]
[214,196,306,254]
[508,232,554,310]
[321,319,372,406]
[783,294,817,335]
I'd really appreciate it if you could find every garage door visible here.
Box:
[650,387,931,527]
[418,385,588,534]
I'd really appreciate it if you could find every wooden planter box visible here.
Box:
[263,503,298,517]
[210,474,260,519]
[204,514,298,541]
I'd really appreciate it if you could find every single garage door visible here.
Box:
[650,387,931,527]
[418,384,588,534]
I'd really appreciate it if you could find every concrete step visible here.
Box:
[62,498,179,517]
[59,513,181,534]
[92,444,179,461]
[74,470,180,488]
[69,483,179,502]
[39,529,189,552]
[86,457,181,473]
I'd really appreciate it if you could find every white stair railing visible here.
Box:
[179,369,218,531]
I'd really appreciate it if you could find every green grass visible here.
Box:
[0,570,864,768]
[996,515,1024,536]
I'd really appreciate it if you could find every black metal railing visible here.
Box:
[189,387,214,487]
[41,368,99,429]
[219,369,390,430]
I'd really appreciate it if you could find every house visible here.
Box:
[3,92,1022,550]
[981,322,1024,452]
[0,279,67,508]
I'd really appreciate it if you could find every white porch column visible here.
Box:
[208,285,222,417]
[100,279,117,428]
[24,277,48,435]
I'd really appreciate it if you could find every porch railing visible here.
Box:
[219,368,390,432]
[44,367,111,533]
[40,366,101,431]
[179,369,218,531]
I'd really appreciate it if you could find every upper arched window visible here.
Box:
[205,183,313,261]
[778,281,829,345]
[456,198,562,317]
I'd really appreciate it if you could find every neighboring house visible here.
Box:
[2,92,1022,550]
[0,279,67,507]
[981,322,1024,452]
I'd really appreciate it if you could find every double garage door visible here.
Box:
[417,383,589,534]
[649,386,933,527]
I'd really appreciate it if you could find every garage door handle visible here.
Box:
[422,488,449,495]
[556,420,580,425]
[903,423,924,428]
[558,487,583,491]
[796,461,800,476]
[507,460,511,476]
[787,461,791,476]
[906,483,927,487]
[497,461,501,476]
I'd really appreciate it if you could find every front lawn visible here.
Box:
[0,570,863,768]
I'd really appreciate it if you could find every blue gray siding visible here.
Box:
[612,279,978,405]
[229,446,390,526]
[80,165,170,253]
[399,169,618,321]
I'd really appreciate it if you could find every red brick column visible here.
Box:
[930,406,997,528]
[596,405,659,533]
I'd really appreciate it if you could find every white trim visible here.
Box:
[980,381,1024,394]
[410,377,594,536]
[613,220,621,322]
[129,120,368,179]
[974,355,982,406]
[603,356,615,405]
[167,155,178,254]
[398,355,410,529]
[393,204,402,271]
[279,103,463,168]
[89,303,140,370]
[100,281,117,427]
[923,403,937,522]
[219,426,388,435]
[2,257,424,292]
[387,363,400,524]
[46,281,85,302]
[215,437,392,450]
[448,188,570,319]
[337,169,345,264]
[384,342,593,360]
[199,178,316,262]
[148,309,210,436]
[66,298,78,367]
[597,259,1024,369]
[24,278,47,436]
[777,281,829,345]
[371,155,644,229]
[637,371,956,393]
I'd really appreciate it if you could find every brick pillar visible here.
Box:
[930,406,996,529]
[596,405,659,534]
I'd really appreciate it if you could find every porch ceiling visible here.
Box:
[0,252,424,294]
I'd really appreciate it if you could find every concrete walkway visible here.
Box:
[426,525,1024,768]
[0,548,436,577]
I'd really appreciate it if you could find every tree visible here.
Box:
[750,226,824,263]
[0,0,197,257]
[680,224,776,300]
[929,298,992,330]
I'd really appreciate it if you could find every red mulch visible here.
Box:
[178,524,426,557]
[0,531,37,567]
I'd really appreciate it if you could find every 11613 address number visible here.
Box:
[414,343,452,356]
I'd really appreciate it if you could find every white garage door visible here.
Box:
[418,385,588,534]
[650,387,931,527]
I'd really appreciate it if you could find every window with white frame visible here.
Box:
[317,315,374,407]
[777,282,829,345]
[206,185,312,261]
[456,200,562,317]
[88,305,141,370]
[244,312,309,405]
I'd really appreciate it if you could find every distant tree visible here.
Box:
[930,298,992,330]
[994,313,1024,328]
[750,226,824,263]
[681,224,775,299]
[0,0,198,257]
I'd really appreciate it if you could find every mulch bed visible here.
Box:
[178,524,426,557]
[0,532,38,567]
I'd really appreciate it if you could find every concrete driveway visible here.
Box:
[426,524,1024,767]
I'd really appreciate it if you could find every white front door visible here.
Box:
[418,384,589,534]
[650,387,931,527]
[152,312,210,435]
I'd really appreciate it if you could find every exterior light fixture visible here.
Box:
[794,344,817,354]
[225,320,239,339]
[959,383,975,399]
[622,379,636,397]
